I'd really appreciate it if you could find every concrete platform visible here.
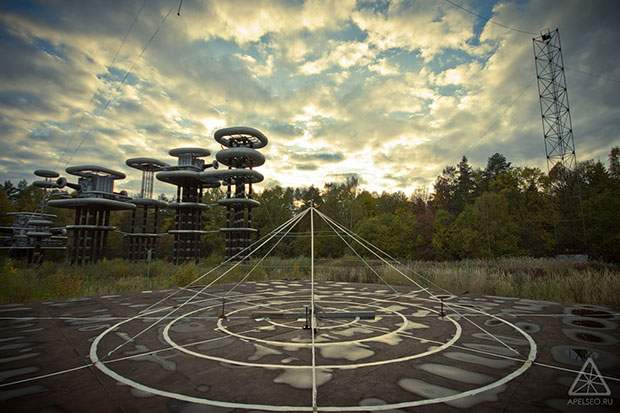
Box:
[0,280,618,411]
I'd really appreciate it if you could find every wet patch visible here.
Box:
[417,363,494,384]
[397,378,506,408]
[273,368,333,389]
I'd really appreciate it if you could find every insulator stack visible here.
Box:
[125,158,168,261]
[203,127,267,261]
[48,165,135,265]
[0,169,67,264]
[156,148,219,265]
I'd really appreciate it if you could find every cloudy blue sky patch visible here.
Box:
[0,0,618,198]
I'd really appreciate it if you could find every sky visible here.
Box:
[0,0,619,198]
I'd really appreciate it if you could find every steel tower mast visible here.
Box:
[533,28,587,256]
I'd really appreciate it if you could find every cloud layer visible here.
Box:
[0,0,619,197]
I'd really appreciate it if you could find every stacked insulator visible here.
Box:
[49,165,134,265]
[125,158,168,261]
[202,127,267,260]
[0,169,67,264]
[156,148,219,265]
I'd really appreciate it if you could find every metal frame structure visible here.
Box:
[156,148,219,265]
[0,170,67,264]
[49,165,135,265]
[125,158,168,261]
[533,28,587,255]
[204,127,268,260]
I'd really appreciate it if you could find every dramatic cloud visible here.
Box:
[0,0,618,198]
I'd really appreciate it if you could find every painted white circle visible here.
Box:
[90,289,537,411]
[162,298,461,369]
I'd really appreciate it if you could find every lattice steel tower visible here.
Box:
[533,28,587,255]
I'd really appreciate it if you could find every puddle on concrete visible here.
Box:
[369,332,402,346]
[409,309,431,318]
[562,316,616,330]
[514,321,541,334]
[0,336,24,343]
[0,343,33,351]
[462,343,518,357]
[130,387,156,398]
[417,363,494,385]
[550,345,619,369]
[320,343,374,361]
[442,351,517,369]
[0,352,40,364]
[0,307,31,313]
[248,344,282,361]
[0,384,47,401]
[472,332,528,346]
[397,378,506,408]
[273,368,333,389]
[0,366,39,383]
[169,321,206,333]
[358,397,405,412]
[333,327,374,337]
[562,329,618,346]
[197,337,235,351]
[569,308,615,319]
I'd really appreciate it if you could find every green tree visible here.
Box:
[431,165,457,211]
[452,192,521,258]
[0,188,15,226]
[453,156,475,214]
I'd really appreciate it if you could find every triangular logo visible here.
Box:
[568,357,611,396]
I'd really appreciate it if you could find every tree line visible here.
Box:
[2,146,619,262]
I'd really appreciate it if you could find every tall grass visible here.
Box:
[0,256,618,306]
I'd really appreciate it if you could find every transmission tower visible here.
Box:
[533,28,587,256]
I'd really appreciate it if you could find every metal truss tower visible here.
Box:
[533,28,587,255]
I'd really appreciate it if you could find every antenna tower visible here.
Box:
[533,28,587,256]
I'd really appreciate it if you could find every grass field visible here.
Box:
[1,256,619,306]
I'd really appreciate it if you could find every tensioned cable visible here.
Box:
[442,0,537,36]
[315,209,521,356]
[319,212,401,296]
[56,0,148,170]
[63,2,176,168]
[103,208,311,360]
[177,287,292,315]
[171,210,311,315]
[309,207,318,412]
[365,321,620,383]
[444,0,619,86]
[0,325,262,389]
[565,67,620,84]
[224,210,309,297]
[25,1,173,249]
[138,208,310,316]
[463,77,536,157]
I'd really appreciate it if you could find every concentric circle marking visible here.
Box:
[90,285,537,411]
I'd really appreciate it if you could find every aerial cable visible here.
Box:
[56,0,148,170]
[462,77,535,157]
[63,1,176,168]
[442,0,537,36]
[443,0,619,86]
[103,208,311,360]
[565,67,620,85]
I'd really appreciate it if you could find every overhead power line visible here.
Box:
[444,0,620,85]
[63,2,176,168]
[56,0,148,170]
[463,77,536,157]
[565,67,620,85]
[442,0,537,36]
